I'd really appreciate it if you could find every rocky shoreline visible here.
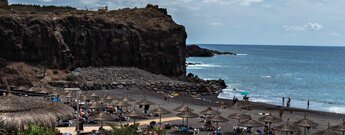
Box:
[49,67,226,96]
[186,44,236,57]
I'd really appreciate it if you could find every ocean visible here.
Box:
[186,44,345,114]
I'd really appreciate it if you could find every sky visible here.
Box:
[9,0,345,46]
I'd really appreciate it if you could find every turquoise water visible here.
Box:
[187,44,345,113]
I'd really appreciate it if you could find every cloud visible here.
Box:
[210,22,225,26]
[239,0,263,6]
[283,23,323,31]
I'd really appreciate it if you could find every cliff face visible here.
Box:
[0,5,187,76]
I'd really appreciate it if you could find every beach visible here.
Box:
[60,87,345,134]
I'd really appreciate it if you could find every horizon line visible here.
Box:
[187,43,345,47]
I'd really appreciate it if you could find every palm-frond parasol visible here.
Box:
[174,104,194,112]
[176,110,199,127]
[200,107,221,116]
[206,114,229,127]
[258,112,282,129]
[0,94,74,131]
[293,114,318,135]
[314,123,340,135]
[150,105,171,125]
[274,118,301,135]
[330,119,345,135]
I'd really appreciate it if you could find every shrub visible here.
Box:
[17,124,59,135]
[53,70,59,74]
[66,74,77,81]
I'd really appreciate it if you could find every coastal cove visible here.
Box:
[187,44,345,114]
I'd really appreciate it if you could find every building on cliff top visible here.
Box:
[0,0,8,7]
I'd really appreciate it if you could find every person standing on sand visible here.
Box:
[307,100,310,109]
[287,97,291,108]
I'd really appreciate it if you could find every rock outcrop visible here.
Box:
[0,4,187,76]
[186,44,235,57]
[0,0,8,7]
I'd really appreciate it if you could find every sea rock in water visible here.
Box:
[186,44,235,57]
[0,4,187,76]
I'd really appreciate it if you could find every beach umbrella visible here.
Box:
[330,119,345,135]
[274,119,301,135]
[81,95,91,101]
[150,105,171,125]
[239,115,264,134]
[127,107,145,125]
[258,112,282,129]
[176,110,199,127]
[174,104,194,112]
[90,93,98,100]
[240,91,250,95]
[91,111,116,127]
[314,123,340,135]
[121,96,135,102]
[239,115,264,127]
[228,111,250,125]
[114,100,131,107]
[293,114,318,135]
[136,98,155,106]
[104,95,117,101]
[0,88,74,132]
[207,114,229,127]
[87,101,105,109]
[200,107,221,116]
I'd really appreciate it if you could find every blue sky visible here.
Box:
[9,0,345,46]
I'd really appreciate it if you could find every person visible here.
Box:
[282,97,285,107]
[307,100,310,109]
[287,97,291,108]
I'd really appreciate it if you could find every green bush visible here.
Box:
[66,74,77,81]
[17,124,59,135]
[53,70,59,74]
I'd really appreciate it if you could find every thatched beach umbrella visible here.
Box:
[238,115,264,134]
[127,107,145,125]
[88,101,105,110]
[200,107,221,116]
[90,93,98,100]
[314,123,340,135]
[174,104,194,112]
[258,112,282,129]
[330,119,345,135]
[150,105,171,125]
[0,93,74,131]
[136,98,155,106]
[91,112,116,127]
[104,95,117,103]
[176,110,199,127]
[121,96,135,102]
[206,114,229,127]
[275,119,301,135]
[293,114,318,135]
[228,110,250,125]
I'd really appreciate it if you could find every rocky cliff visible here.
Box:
[0,4,187,76]
[186,44,235,57]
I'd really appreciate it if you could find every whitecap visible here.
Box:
[260,75,272,78]
[326,106,345,114]
[236,53,248,56]
[187,63,222,68]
